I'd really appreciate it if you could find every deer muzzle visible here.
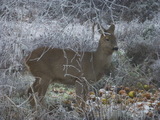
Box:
[113,47,118,51]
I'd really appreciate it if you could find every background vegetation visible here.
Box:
[0,0,160,120]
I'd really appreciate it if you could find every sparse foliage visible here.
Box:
[0,0,160,120]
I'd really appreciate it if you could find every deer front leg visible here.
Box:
[75,80,88,109]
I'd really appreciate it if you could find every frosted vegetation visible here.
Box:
[0,0,160,120]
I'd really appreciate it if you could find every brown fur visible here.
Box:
[26,24,118,106]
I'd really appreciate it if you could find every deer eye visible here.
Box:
[106,39,110,41]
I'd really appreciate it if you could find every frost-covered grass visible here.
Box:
[0,19,160,119]
[0,0,160,120]
[115,15,160,87]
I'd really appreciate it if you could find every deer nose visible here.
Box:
[113,47,118,51]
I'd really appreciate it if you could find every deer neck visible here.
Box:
[93,45,112,69]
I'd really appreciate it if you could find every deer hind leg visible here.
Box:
[28,76,51,106]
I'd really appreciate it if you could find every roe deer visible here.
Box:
[26,24,118,107]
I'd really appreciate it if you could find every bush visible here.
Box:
[0,0,159,119]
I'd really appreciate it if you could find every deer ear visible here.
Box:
[107,24,115,34]
[97,24,103,34]
[98,24,115,35]
[97,24,109,35]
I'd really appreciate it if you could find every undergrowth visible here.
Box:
[0,0,160,120]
